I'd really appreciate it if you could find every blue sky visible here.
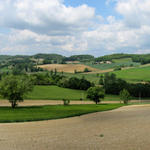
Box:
[0,0,150,56]
[65,0,118,18]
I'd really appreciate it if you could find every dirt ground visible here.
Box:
[0,104,150,150]
[0,100,149,107]
[0,100,119,106]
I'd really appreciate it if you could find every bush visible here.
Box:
[120,89,131,104]
[114,67,121,71]
[63,99,70,106]
[84,68,91,72]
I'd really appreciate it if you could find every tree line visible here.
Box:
[99,73,150,98]
[1,71,150,108]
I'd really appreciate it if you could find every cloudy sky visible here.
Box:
[0,0,150,56]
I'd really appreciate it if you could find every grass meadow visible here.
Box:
[63,72,100,84]
[112,58,133,63]
[26,85,87,100]
[114,66,150,82]
[0,104,124,123]
[83,61,140,70]
[25,85,121,101]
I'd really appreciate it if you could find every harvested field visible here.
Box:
[38,64,99,73]
[1,104,150,150]
[66,61,80,64]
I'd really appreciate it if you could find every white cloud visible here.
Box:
[0,0,150,56]
[0,0,95,35]
[116,0,150,28]
[136,49,150,54]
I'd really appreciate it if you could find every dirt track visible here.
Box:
[0,100,119,106]
[0,100,149,107]
[0,104,150,150]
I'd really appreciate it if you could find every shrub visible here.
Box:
[84,68,91,72]
[120,89,131,104]
[114,67,121,71]
[63,99,70,106]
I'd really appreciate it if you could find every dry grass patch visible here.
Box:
[38,64,99,73]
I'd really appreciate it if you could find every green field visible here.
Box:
[104,94,120,101]
[0,104,124,123]
[112,58,133,63]
[0,67,11,73]
[26,85,121,101]
[26,85,87,100]
[83,61,140,70]
[114,66,150,82]
[62,72,100,84]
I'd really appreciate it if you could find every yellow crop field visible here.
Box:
[38,64,99,73]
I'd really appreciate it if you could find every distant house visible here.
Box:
[95,61,112,64]
[106,61,112,64]
[66,61,80,64]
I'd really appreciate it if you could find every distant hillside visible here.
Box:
[1,53,150,65]
[33,53,64,59]
[64,54,94,62]
[0,55,13,62]
[95,53,150,65]
[95,53,133,62]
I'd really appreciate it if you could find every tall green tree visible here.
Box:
[0,75,34,108]
[87,87,105,104]
[120,89,131,104]
[99,75,104,85]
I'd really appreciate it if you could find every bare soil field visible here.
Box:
[38,64,99,73]
[0,104,150,150]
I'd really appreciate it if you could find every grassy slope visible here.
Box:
[112,58,132,63]
[104,95,120,101]
[83,60,140,70]
[0,104,124,123]
[26,85,87,100]
[0,67,10,73]
[114,66,150,82]
[26,85,120,101]
[63,72,100,84]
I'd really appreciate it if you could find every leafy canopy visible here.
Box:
[0,75,33,108]
[120,89,131,104]
[87,86,105,104]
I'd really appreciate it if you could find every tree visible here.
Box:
[84,68,90,72]
[74,69,77,74]
[99,75,104,85]
[87,87,105,104]
[0,75,34,108]
[120,89,131,104]
[58,77,92,90]
[103,73,127,95]
[54,68,57,75]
